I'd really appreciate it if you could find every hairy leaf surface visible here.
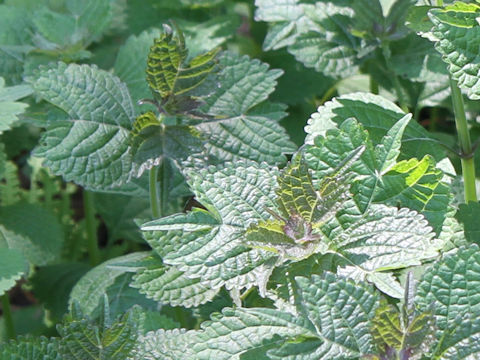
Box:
[29,62,136,190]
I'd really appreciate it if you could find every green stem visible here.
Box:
[159,160,168,217]
[149,167,161,218]
[83,190,100,266]
[370,77,379,95]
[1,293,15,339]
[450,77,477,203]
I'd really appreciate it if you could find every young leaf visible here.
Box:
[197,52,296,165]
[146,24,219,112]
[29,62,136,190]
[0,248,27,296]
[428,3,480,99]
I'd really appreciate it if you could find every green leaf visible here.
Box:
[132,328,195,360]
[29,62,136,190]
[416,245,480,357]
[146,24,219,104]
[429,4,480,99]
[0,202,63,266]
[455,201,480,244]
[57,302,138,360]
[32,0,113,52]
[0,5,32,85]
[191,307,316,360]
[0,247,27,296]
[69,252,155,319]
[197,52,296,165]
[30,263,90,320]
[131,255,219,308]
[370,299,435,358]
[305,93,446,162]
[335,205,439,293]
[0,77,32,133]
[293,273,378,358]
[114,28,163,113]
[0,335,61,360]
[141,162,279,295]
[130,112,203,177]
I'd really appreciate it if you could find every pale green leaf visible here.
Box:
[141,161,279,293]
[294,273,378,358]
[191,307,316,360]
[375,114,411,174]
[29,62,136,190]
[304,93,446,162]
[0,247,27,296]
[0,77,32,133]
[0,202,63,266]
[429,4,480,99]
[131,255,219,308]
[130,328,195,360]
[202,52,283,116]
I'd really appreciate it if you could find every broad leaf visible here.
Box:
[131,328,195,360]
[130,111,203,177]
[0,78,32,133]
[114,28,163,113]
[292,273,378,358]
[416,245,480,357]
[0,202,63,266]
[428,3,480,100]
[69,252,155,319]
[192,307,316,359]
[197,52,296,165]
[131,255,219,308]
[29,62,136,190]
[455,201,480,244]
[0,247,28,296]
[305,93,446,162]
[141,161,279,295]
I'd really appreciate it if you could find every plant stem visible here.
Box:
[370,77,379,95]
[1,293,15,339]
[149,167,161,218]
[159,160,168,217]
[449,77,477,203]
[83,190,100,266]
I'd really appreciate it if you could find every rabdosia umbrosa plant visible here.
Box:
[1,0,480,359]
